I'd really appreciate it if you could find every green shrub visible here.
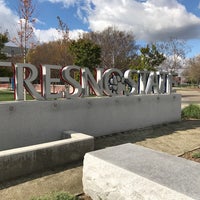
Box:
[192,152,200,159]
[31,192,78,200]
[181,104,200,119]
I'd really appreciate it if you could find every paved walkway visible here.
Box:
[176,87,200,108]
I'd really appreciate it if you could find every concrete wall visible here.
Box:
[0,132,94,182]
[0,94,181,151]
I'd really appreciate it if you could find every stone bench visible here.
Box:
[83,143,200,200]
[0,131,94,183]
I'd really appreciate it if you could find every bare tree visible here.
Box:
[157,38,190,72]
[55,16,73,66]
[183,56,200,85]
[12,0,36,63]
[84,27,138,70]
[57,16,70,42]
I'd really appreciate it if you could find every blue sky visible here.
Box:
[1,0,200,58]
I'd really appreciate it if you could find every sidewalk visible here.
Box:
[176,88,200,108]
[0,119,200,200]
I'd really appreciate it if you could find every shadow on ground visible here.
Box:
[94,120,200,150]
[0,161,83,190]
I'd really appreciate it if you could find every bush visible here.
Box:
[192,152,200,159]
[181,104,200,119]
[31,192,78,200]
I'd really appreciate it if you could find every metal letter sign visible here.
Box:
[14,63,176,101]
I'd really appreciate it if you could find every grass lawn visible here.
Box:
[0,90,33,101]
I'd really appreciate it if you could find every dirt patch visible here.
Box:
[180,148,200,163]
[95,119,200,156]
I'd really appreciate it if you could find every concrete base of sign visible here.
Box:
[0,131,94,183]
[0,94,181,151]
[83,143,200,200]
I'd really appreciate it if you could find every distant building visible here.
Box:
[1,45,22,60]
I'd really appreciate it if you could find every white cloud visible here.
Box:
[85,0,200,42]
[0,0,19,39]
[40,0,200,42]
[0,0,86,45]
[34,28,62,43]
[34,28,86,43]
[42,0,77,7]
[0,0,39,46]
[2,0,200,46]
[69,29,86,40]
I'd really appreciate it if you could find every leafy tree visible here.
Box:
[0,33,13,77]
[140,44,166,70]
[27,40,73,66]
[0,33,8,60]
[136,44,166,71]
[0,67,13,77]
[84,27,138,70]
[69,38,101,70]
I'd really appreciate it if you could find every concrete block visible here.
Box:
[0,94,181,151]
[0,132,94,183]
[83,143,200,200]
